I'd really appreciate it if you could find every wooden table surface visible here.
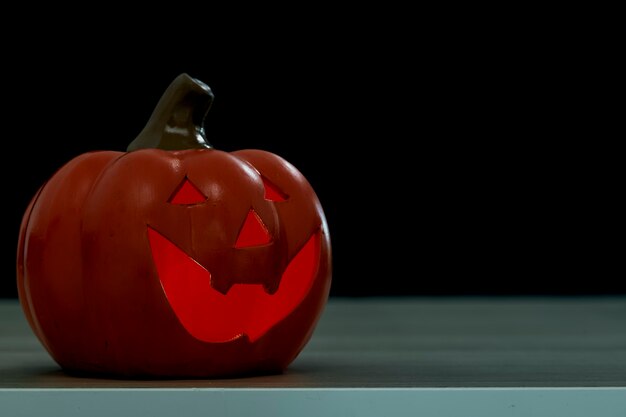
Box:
[2,296,625,388]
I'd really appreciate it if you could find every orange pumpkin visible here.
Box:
[17,74,332,377]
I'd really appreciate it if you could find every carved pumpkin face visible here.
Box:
[144,149,324,344]
[16,75,332,377]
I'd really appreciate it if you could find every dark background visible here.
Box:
[1,25,621,297]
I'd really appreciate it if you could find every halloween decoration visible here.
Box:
[16,74,332,377]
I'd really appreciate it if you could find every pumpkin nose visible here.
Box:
[235,209,271,248]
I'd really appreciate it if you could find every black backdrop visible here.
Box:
[1,31,622,297]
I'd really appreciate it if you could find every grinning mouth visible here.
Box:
[148,227,320,343]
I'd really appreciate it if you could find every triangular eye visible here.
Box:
[169,177,207,205]
[235,209,272,248]
[262,177,288,202]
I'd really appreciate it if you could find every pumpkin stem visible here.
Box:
[127,74,213,151]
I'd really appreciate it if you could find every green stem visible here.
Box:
[127,74,214,151]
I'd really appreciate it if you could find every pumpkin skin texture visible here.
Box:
[16,75,331,377]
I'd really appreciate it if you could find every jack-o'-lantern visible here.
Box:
[16,74,332,377]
